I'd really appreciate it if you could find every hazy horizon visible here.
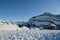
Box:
[0,0,60,22]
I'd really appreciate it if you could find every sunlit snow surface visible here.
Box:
[0,28,60,40]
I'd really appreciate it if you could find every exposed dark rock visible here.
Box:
[28,12,60,30]
[16,12,60,30]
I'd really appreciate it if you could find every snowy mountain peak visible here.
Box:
[40,12,53,16]
[0,20,6,22]
[0,20,8,24]
[0,20,15,25]
[28,12,60,30]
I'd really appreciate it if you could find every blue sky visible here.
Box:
[0,0,60,22]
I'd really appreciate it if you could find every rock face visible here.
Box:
[16,21,29,27]
[0,20,20,30]
[28,12,60,30]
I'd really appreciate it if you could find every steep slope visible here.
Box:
[28,12,60,29]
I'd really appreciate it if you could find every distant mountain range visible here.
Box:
[16,12,60,30]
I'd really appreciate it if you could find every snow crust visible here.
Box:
[0,28,60,40]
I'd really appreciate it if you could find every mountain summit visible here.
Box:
[28,12,60,30]
[40,12,53,16]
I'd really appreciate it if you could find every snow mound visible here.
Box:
[0,20,21,30]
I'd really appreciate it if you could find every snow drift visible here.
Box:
[0,20,21,30]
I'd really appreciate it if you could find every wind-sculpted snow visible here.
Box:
[0,29,60,40]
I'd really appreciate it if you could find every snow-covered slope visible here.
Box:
[0,20,21,30]
[28,12,60,29]
[0,28,60,40]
